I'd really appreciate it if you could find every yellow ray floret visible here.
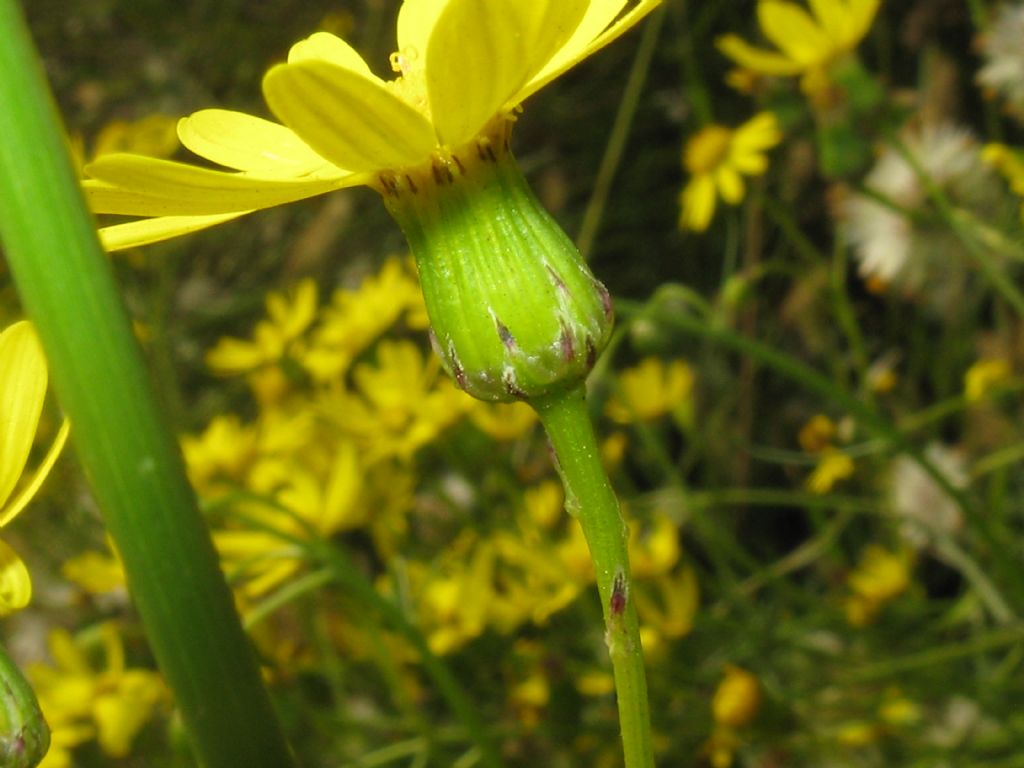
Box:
[0,322,70,615]
[83,0,662,251]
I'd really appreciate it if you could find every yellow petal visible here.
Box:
[178,110,334,174]
[263,60,436,172]
[758,1,831,66]
[0,322,47,509]
[0,539,31,615]
[715,34,805,75]
[85,156,357,216]
[715,165,745,204]
[426,0,588,146]
[288,31,374,78]
[808,0,846,41]
[521,0,662,103]
[0,419,69,528]
[842,0,880,47]
[99,212,250,252]
[680,175,716,231]
[396,0,447,61]
[321,442,362,533]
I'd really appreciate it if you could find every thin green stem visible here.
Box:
[620,295,1018,624]
[0,4,294,766]
[576,3,664,260]
[532,386,654,768]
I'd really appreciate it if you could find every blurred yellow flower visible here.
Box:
[635,565,698,640]
[523,480,564,530]
[91,114,180,160]
[712,664,762,729]
[606,357,696,423]
[628,512,681,578]
[62,549,126,596]
[30,624,167,767]
[84,0,661,250]
[0,321,69,616]
[798,413,837,453]
[322,339,471,461]
[576,669,616,697]
[469,400,538,441]
[303,257,427,382]
[206,278,318,376]
[964,357,1012,403]
[806,448,854,494]
[678,113,781,232]
[717,0,880,96]
[215,442,363,598]
[845,545,911,626]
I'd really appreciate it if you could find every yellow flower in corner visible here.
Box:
[83,0,661,251]
[717,0,881,95]
[0,321,70,616]
[679,113,781,232]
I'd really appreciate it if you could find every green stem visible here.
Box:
[0,4,293,766]
[624,295,1018,624]
[532,386,654,768]
[576,3,664,261]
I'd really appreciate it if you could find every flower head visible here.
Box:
[0,322,69,616]
[84,0,660,250]
[977,3,1024,122]
[717,0,880,96]
[842,122,1003,310]
[889,443,966,550]
[678,113,781,232]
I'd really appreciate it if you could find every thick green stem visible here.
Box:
[0,3,293,766]
[533,386,654,768]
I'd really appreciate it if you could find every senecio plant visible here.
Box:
[0,0,661,766]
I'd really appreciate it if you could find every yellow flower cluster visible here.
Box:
[845,545,911,626]
[29,624,168,768]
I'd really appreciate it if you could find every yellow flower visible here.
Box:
[215,442,364,598]
[805,448,854,494]
[628,512,681,578]
[205,278,318,376]
[321,339,471,461]
[964,357,1012,403]
[29,624,167,766]
[797,413,836,453]
[717,0,880,96]
[523,480,564,529]
[711,665,762,729]
[469,400,538,441]
[606,357,696,423]
[635,565,699,640]
[84,0,661,251]
[62,548,126,596]
[0,321,69,616]
[845,544,911,626]
[303,257,427,382]
[679,113,781,232]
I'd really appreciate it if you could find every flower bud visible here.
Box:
[379,118,612,402]
[0,645,49,768]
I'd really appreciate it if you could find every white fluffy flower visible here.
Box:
[889,443,968,549]
[843,123,1001,307]
[978,3,1024,121]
